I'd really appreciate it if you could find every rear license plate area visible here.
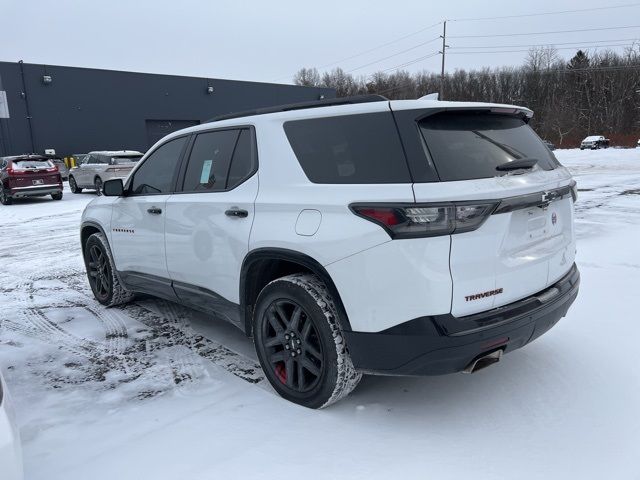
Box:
[32,179,44,185]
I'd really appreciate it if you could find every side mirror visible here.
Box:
[103,178,124,197]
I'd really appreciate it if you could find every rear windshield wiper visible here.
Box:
[496,158,538,171]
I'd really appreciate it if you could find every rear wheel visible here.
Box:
[0,186,12,205]
[69,176,82,193]
[253,273,361,408]
[51,192,63,200]
[83,232,135,306]
[94,177,103,195]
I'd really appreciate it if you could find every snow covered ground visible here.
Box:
[1,148,639,480]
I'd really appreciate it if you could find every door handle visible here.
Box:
[225,208,248,218]
[147,207,162,215]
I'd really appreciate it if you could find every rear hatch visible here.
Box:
[107,154,143,174]
[410,109,576,317]
[9,158,61,188]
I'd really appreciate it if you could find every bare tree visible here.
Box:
[293,68,321,87]
[525,47,559,71]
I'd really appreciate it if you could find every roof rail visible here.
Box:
[206,94,389,123]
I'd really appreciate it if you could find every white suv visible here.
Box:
[69,150,143,194]
[80,95,580,408]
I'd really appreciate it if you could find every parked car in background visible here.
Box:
[46,155,70,180]
[0,371,23,480]
[0,155,63,205]
[69,150,143,194]
[580,135,610,150]
[542,140,556,150]
[81,95,579,408]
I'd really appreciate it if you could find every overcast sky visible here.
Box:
[1,0,639,84]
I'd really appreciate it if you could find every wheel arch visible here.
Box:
[80,221,108,256]
[240,248,352,336]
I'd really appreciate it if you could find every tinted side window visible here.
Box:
[284,112,411,184]
[418,112,558,182]
[182,129,239,192]
[130,136,187,195]
[227,129,256,189]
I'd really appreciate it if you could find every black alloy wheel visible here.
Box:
[261,299,324,393]
[86,243,112,302]
[253,274,362,408]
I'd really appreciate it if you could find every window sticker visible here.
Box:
[200,160,213,184]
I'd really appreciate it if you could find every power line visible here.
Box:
[316,21,442,70]
[450,38,640,50]
[449,2,640,22]
[449,24,640,39]
[346,36,441,73]
[376,51,440,74]
[271,21,442,81]
[449,42,637,54]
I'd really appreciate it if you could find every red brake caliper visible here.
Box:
[275,362,287,384]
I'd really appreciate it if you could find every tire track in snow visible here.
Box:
[123,300,266,386]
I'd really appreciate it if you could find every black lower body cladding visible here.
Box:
[344,264,580,376]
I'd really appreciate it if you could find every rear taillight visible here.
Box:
[350,202,497,239]
[46,165,59,173]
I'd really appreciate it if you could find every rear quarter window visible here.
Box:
[284,112,411,184]
[418,112,559,182]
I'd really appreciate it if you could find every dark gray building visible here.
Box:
[0,61,334,157]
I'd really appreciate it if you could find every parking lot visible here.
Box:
[1,148,640,479]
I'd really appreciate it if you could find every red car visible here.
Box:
[0,154,63,205]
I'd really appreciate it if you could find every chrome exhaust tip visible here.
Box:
[463,349,503,374]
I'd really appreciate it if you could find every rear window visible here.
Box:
[284,112,411,184]
[418,112,558,182]
[12,159,52,169]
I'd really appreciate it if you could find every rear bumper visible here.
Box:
[344,264,580,376]
[9,184,62,198]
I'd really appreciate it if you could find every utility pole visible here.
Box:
[439,20,449,100]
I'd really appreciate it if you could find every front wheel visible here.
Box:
[83,232,135,306]
[69,176,82,193]
[253,273,362,408]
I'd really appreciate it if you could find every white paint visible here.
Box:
[295,209,322,236]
